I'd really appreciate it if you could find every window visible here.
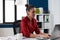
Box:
[1,0,27,23]
[0,0,3,23]
[5,0,15,23]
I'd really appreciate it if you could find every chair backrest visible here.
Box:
[51,24,60,40]
[13,20,21,35]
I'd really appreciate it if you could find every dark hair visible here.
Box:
[25,4,34,11]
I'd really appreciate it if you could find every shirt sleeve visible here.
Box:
[34,20,41,34]
[20,21,30,37]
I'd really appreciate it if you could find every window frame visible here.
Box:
[3,0,17,24]
[3,0,28,24]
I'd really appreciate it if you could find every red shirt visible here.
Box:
[20,16,40,37]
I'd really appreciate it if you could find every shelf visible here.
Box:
[43,22,49,23]
[36,13,49,16]
[36,12,50,29]
[43,10,50,13]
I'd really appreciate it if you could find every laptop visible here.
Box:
[36,24,60,40]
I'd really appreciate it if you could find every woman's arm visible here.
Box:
[30,33,38,38]
[29,33,50,38]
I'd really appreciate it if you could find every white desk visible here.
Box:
[0,37,50,40]
[0,33,50,40]
[22,38,50,40]
[22,38,38,40]
[22,37,50,40]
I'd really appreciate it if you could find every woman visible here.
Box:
[20,4,50,38]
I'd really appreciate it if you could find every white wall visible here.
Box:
[49,0,60,25]
[0,28,14,37]
[16,0,27,20]
[48,0,60,34]
[17,5,27,20]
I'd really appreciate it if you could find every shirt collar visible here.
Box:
[26,16,33,22]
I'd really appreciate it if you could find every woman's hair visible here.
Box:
[25,4,34,11]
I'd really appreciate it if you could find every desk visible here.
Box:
[0,34,50,40]
[22,38,38,40]
[22,37,50,40]
[0,37,50,40]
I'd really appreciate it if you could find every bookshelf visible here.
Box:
[35,8,50,30]
[36,13,50,29]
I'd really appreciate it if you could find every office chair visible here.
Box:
[51,24,60,40]
[13,20,21,35]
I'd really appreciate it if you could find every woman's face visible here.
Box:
[27,8,35,18]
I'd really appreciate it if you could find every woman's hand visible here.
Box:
[43,33,51,37]
[41,34,49,38]
[43,33,50,38]
[37,33,51,38]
